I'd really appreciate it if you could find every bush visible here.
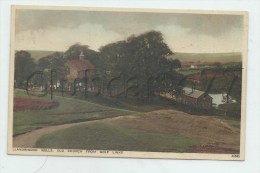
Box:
[218,103,241,117]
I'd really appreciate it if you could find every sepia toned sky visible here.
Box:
[15,9,245,53]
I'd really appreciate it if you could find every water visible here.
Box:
[209,94,236,108]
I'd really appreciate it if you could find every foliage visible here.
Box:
[15,51,36,88]
[64,43,89,60]
[99,31,182,97]
[64,43,101,68]
[218,103,241,117]
[37,52,67,81]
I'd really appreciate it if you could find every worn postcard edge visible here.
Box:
[8,5,248,161]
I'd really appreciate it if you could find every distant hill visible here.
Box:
[169,52,242,63]
[26,50,242,64]
[27,50,62,61]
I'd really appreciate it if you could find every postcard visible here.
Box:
[8,5,248,160]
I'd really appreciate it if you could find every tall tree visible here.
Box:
[99,41,128,76]
[99,31,182,97]
[15,51,36,88]
[64,43,100,68]
[38,52,66,74]
[64,43,89,60]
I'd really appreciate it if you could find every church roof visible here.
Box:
[66,59,95,71]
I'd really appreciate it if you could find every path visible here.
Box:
[13,116,130,148]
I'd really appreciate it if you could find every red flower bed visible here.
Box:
[14,97,59,111]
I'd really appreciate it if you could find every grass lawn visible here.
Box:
[13,88,180,136]
[213,116,241,129]
[77,93,175,112]
[35,121,199,152]
[13,91,137,136]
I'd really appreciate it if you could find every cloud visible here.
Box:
[16,22,122,51]
[15,9,244,53]
[156,24,243,53]
[16,10,243,36]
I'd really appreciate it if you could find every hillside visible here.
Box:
[34,109,240,153]
[27,50,60,61]
[169,52,242,63]
[25,50,242,64]
[111,109,240,152]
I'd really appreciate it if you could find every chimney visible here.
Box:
[79,50,85,60]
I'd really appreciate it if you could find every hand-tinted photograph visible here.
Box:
[9,6,247,160]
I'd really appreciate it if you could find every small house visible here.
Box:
[65,51,95,80]
[177,87,212,109]
[65,51,95,91]
[190,64,198,69]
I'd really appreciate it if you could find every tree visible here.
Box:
[38,52,67,85]
[38,52,66,76]
[64,43,89,60]
[64,43,101,69]
[99,31,182,97]
[15,51,36,88]
[99,41,128,76]
[125,31,173,76]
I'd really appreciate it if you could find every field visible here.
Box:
[36,120,199,152]
[170,52,242,63]
[13,89,241,153]
[13,91,136,136]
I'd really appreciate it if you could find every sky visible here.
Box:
[15,9,245,53]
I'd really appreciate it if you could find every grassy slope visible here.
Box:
[14,90,240,135]
[35,109,240,152]
[14,91,136,136]
[212,116,240,129]
[35,121,199,152]
[14,90,172,136]
[77,94,175,112]
[15,90,240,152]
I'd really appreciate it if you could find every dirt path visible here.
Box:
[13,116,128,148]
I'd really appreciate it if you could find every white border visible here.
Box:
[7,5,248,161]
[1,0,259,173]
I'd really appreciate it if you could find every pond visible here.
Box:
[209,93,236,108]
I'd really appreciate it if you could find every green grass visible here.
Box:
[13,91,137,136]
[35,121,199,152]
[75,93,174,112]
[213,116,240,129]
[13,89,176,136]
